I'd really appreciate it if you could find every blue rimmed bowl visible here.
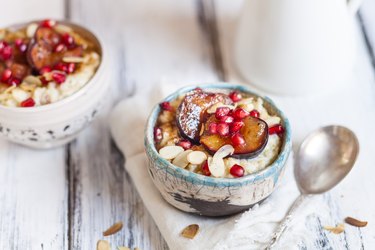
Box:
[144,83,291,217]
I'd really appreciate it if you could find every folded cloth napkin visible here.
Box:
[109,83,326,250]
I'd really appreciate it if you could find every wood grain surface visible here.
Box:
[0,0,375,249]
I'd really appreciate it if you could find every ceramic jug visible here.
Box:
[234,0,362,95]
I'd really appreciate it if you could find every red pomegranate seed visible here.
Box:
[40,76,49,85]
[54,43,66,53]
[229,91,242,102]
[178,139,192,150]
[202,160,211,176]
[0,41,8,52]
[154,127,163,142]
[230,164,245,177]
[15,38,23,47]
[52,72,66,84]
[1,69,12,82]
[230,120,244,133]
[217,123,230,136]
[20,98,35,107]
[39,66,52,75]
[269,124,285,135]
[208,123,218,134]
[215,106,230,119]
[8,77,21,86]
[19,43,27,53]
[1,46,12,60]
[231,133,245,146]
[67,63,75,74]
[160,101,173,111]
[233,108,249,120]
[40,19,56,28]
[249,109,260,118]
[53,62,68,72]
[220,115,234,124]
[62,33,75,47]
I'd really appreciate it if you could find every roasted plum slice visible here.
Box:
[27,40,53,70]
[200,115,269,158]
[176,89,232,143]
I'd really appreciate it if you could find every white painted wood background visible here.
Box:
[0,0,375,249]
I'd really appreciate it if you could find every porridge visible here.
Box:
[154,88,285,178]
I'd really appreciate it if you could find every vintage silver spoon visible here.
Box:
[266,125,359,249]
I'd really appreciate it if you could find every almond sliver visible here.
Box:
[159,146,184,160]
[172,150,192,168]
[96,240,110,250]
[63,56,85,63]
[187,151,207,165]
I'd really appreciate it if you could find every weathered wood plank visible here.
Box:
[0,1,67,250]
[66,0,221,249]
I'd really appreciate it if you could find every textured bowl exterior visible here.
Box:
[144,83,292,216]
[0,20,109,149]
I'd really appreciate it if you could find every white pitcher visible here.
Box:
[234,0,362,95]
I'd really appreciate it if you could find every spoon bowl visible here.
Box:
[295,125,359,194]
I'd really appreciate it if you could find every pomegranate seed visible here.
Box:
[54,43,66,53]
[202,160,211,176]
[249,109,260,118]
[39,66,52,75]
[40,76,49,85]
[67,63,75,74]
[230,120,244,133]
[62,33,75,48]
[229,91,242,102]
[233,108,249,120]
[154,127,163,142]
[8,77,21,86]
[217,123,230,136]
[220,115,234,124]
[52,72,66,84]
[194,87,202,91]
[231,133,245,146]
[215,107,230,119]
[53,62,68,72]
[20,98,35,107]
[1,69,12,82]
[208,123,218,134]
[160,101,173,111]
[40,19,56,28]
[269,124,285,135]
[230,164,245,177]
[0,41,8,52]
[1,46,12,60]
[178,139,192,150]
[15,38,23,47]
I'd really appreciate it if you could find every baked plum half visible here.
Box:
[176,88,232,143]
[200,114,269,158]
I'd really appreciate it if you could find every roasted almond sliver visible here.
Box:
[323,223,345,234]
[159,146,184,160]
[26,23,38,38]
[97,240,110,250]
[103,221,123,236]
[187,151,207,165]
[345,217,368,227]
[24,75,42,86]
[181,224,199,239]
[63,56,85,63]
[172,150,192,168]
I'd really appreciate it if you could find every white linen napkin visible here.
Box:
[109,83,327,250]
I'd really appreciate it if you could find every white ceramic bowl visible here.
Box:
[0,21,109,149]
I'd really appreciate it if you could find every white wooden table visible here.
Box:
[1,0,375,249]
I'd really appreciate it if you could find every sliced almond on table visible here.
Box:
[159,145,184,160]
[117,247,130,250]
[187,151,207,165]
[345,217,368,227]
[181,224,199,239]
[63,56,85,63]
[323,223,345,234]
[97,240,111,250]
[103,221,123,236]
[172,150,192,168]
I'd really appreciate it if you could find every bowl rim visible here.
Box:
[144,83,292,187]
[0,19,105,113]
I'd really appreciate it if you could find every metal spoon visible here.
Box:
[266,125,359,249]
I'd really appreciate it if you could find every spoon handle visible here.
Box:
[265,194,308,250]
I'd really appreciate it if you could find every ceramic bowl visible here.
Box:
[144,83,292,216]
[0,20,109,149]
